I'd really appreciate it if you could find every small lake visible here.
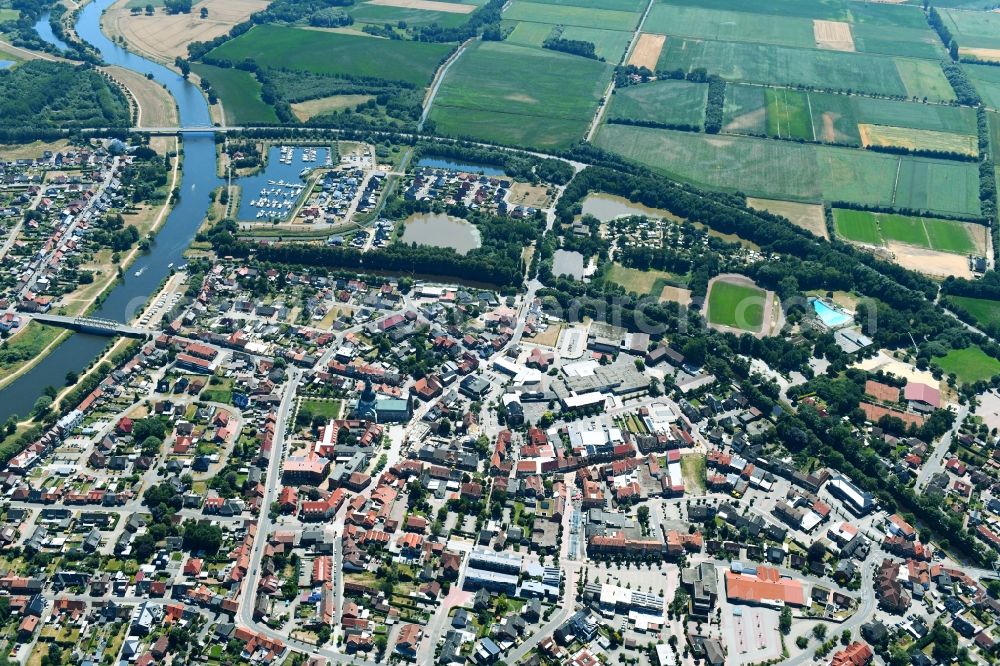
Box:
[416,157,505,177]
[0,61,13,69]
[235,145,331,221]
[581,193,677,222]
[33,13,69,52]
[552,249,584,280]
[401,213,481,255]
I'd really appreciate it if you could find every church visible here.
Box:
[353,377,412,423]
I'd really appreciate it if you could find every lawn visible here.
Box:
[205,25,453,87]
[706,279,765,331]
[299,397,343,420]
[935,346,1000,384]
[681,453,707,493]
[605,263,675,296]
[201,376,235,403]
[656,37,954,101]
[430,41,612,149]
[190,63,277,125]
[946,296,1000,330]
[606,79,707,129]
[0,322,65,382]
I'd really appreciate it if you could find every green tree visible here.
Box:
[779,607,792,635]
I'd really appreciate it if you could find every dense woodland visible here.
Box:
[0,60,129,140]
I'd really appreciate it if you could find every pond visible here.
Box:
[416,157,505,177]
[552,249,584,280]
[400,213,481,255]
[0,61,13,69]
[581,193,676,222]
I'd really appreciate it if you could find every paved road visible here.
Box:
[915,404,968,491]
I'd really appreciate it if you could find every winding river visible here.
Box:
[0,0,221,421]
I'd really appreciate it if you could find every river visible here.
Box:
[0,0,220,421]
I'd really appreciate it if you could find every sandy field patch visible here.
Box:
[858,123,977,156]
[291,95,375,122]
[658,285,691,305]
[814,19,854,52]
[854,350,938,385]
[508,182,551,208]
[819,112,839,142]
[367,0,475,12]
[747,197,828,240]
[629,33,665,70]
[723,106,765,133]
[960,47,1000,63]
[887,241,973,279]
[103,65,178,127]
[106,0,269,62]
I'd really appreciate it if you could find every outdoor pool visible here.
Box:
[812,298,852,328]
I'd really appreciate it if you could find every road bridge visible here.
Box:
[32,314,153,338]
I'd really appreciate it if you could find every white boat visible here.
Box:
[167,262,174,269]
[134,267,146,277]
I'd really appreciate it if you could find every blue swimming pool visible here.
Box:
[812,298,852,328]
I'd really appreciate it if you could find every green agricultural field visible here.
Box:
[723,85,975,145]
[594,125,977,215]
[530,0,646,11]
[935,346,1000,384]
[656,38,954,101]
[722,83,767,135]
[851,23,943,60]
[347,2,473,29]
[940,8,1000,50]
[560,26,632,62]
[707,279,765,331]
[967,64,1000,110]
[946,296,1000,330]
[430,41,611,149]
[831,209,979,253]
[505,21,553,47]
[832,209,882,245]
[190,64,277,125]
[642,4,815,49]
[607,79,707,128]
[893,157,980,217]
[205,25,452,88]
[503,0,640,30]
[765,88,812,140]
[659,0,848,21]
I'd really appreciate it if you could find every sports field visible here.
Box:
[430,41,612,149]
[594,125,981,215]
[205,25,452,87]
[606,79,707,128]
[935,346,1000,384]
[706,279,765,332]
[832,209,980,254]
[503,0,640,30]
[946,296,1000,330]
[191,63,278,124]
[657,38,954,101]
